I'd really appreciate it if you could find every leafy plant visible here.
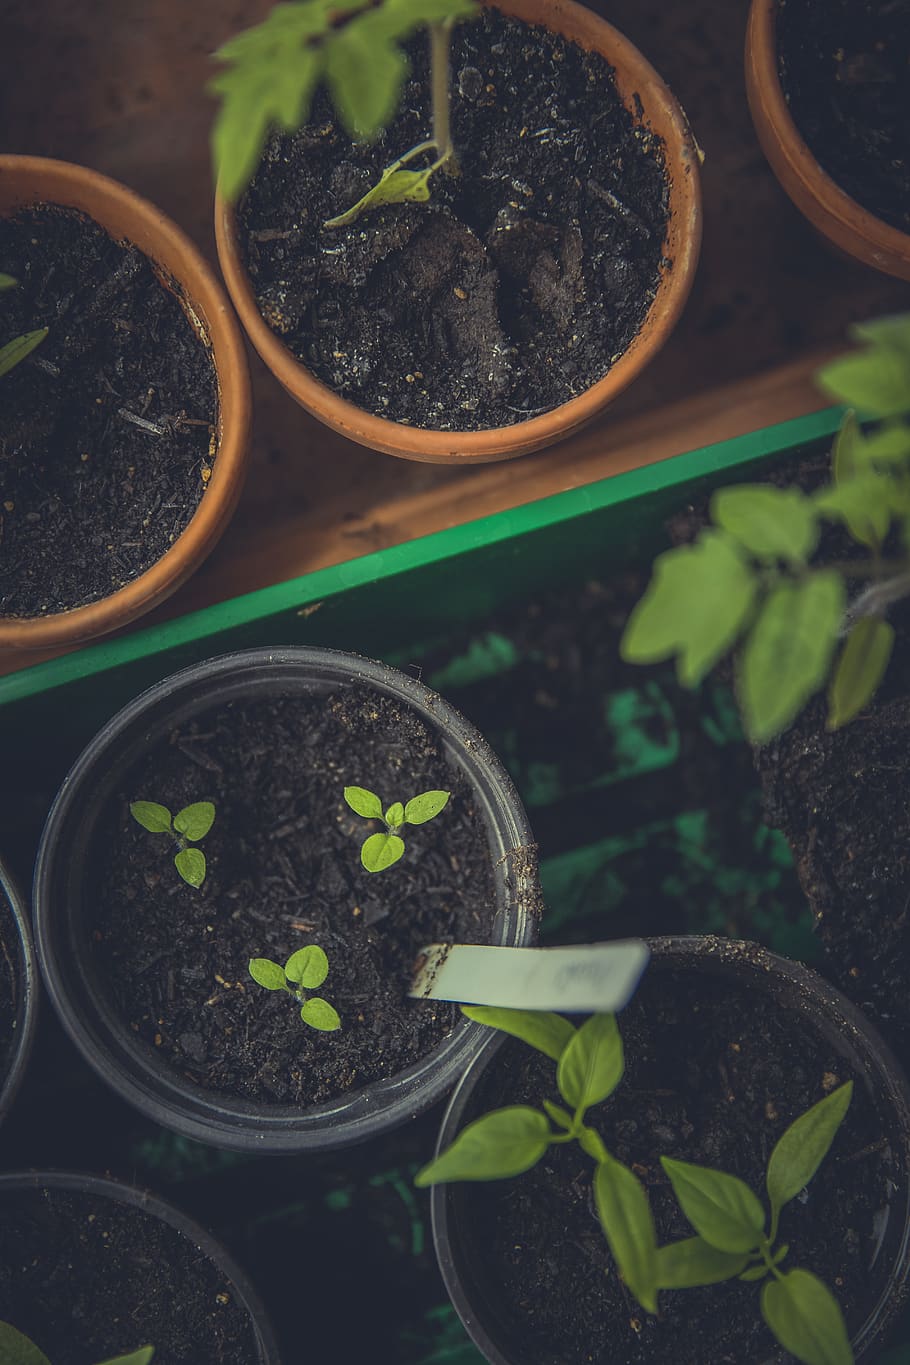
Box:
[210,0,477,220]
[0,273,48,379]
[248,944,341,1030]
[0,1321,153,1365]
[343,785,450,871]
[129,800,216,888]
[416,1008,856,1365]
[621,313,910,742]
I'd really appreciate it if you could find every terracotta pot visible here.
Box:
[215,0,702,465]
[0,155,252,650]
[745,0,910,282]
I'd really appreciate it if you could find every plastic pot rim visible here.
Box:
[0,857,39,1128]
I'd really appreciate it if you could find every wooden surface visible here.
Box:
[1,0,909,679]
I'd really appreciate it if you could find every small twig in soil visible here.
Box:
[839,1138,889,1165]
[118,407,166,437]
[29,355,60,377]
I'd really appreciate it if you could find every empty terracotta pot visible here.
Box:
[745,0,910,282]
[0,155,252,650]
[215,0,702,465]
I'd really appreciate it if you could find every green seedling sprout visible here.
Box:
[0,1321,153,1365]
[621,312,910,743]
[0,273,48,379]
[209,0,477,221]
[343,785,450,871]
[248,944,341,1030]
[416,1008,856,1365]
[129,800,216,888]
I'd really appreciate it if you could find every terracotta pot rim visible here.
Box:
[0,154,251,650]
[745,0,910,275]
[215,0,702,463]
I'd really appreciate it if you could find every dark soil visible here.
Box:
[0,892,19,1085]
[777,0,910,234]
[90,687,498,1105]
[0,1183,260,1364]
[239,9,669,431]
[0,206,218,617]
[455,959,899,1365]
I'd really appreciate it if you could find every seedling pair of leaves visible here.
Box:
[343,785,450,871]
[0,273,47,378]
[129,800,216,888]
[249,943,340,1030]
[621,312,910,743]
[417,1007,855,1365]
[0,1321,152,1365]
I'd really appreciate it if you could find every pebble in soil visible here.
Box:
[90,688,499,1105]
[0,206,218,617]
[457,963,901,1365]
[238,9,670,431]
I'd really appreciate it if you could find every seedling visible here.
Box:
[0,273,48,379]
[343,785,450,871]
[129,800,216,888]
[417,1008,856,1365]
[0,1321,153,1365]
[622,312,910,742]
[248,944,341,1030]
[210,0,477,222]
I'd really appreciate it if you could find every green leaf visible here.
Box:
[741,1243,789,1281]
[97,1349,155,1365]
[174,847,206,888]
[814,474,892,549]
[461,1006,576,1062]
[621,532,758,688]
[762,1269,854,1365]
[767,1082,853,1226]
[325,23,407,141]
[344,786,384,819]
[849,313,910,360]
[655,1236,748,1288]
[660,1157,765,1254]
[577,1124,609,1163]
[325,163,435,229]
[285,943,329,989]
[173,800,216,841]
[594,1157,658,1314]
[361,831,405,872]
[859,424,910,465]
[828,620,894,730]
[711,484,820,565]
[414,1106,551,1186]
[556,1013,624,1114]
[542,1100,574,1130]
[0,327,48,378]
[0,274,17,291]
[130,800,173,834]
[385,801,406,828]
[738,571,846,743]
[248,958,288,991]
[404,790,451,825]
[0,1321,52,1365]
[300,997,341,1031]
[833,410,862,485]
[367,0,478,36]
[817,346,909,419]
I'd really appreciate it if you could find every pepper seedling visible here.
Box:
[249,944,341,1031]
[210,0,477,222]
[417,1007,856,1365]
[129,800,216,888]
[343,785,450,871]
[0,1322,153,1365]
[0,273,48,379]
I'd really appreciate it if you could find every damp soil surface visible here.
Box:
[0,206,218,618]
[777,0,910,234]
[0,1183,260,1364]
[239,9,670,431]
[90,687,499,1105]
[454,959,898,1365]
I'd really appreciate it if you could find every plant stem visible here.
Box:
[429,18,455,169]
[844,568,910,630]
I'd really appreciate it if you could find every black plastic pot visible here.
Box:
[430,935,910,1365]
[0,1169,280,1361]
[0,856,39,1129]
[33,646,539,1152]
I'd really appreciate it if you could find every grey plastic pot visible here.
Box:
[0,857,39,1129]
[430,936,910,1365]
[0,1169,280,1361]
[33,646,540,1153]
